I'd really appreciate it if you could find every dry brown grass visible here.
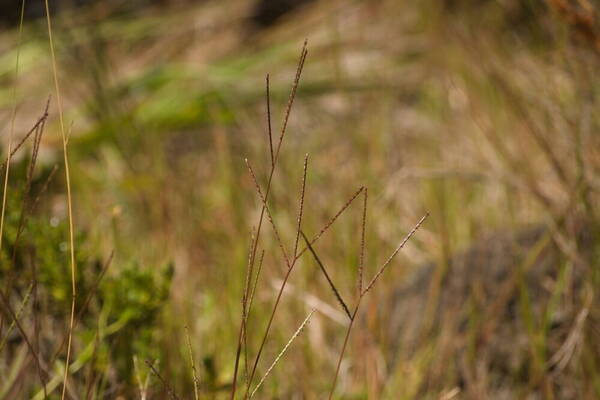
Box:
[0,0,599,398]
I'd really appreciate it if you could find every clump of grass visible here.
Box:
[302,211,428,398]
[2,1,598,398]
[223,41,427,400]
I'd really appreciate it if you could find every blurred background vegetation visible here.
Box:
[0,0,599,398]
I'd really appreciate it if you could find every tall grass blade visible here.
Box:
[300,231,351,320]
[249,309,315,399]
[43,2,78,398]
[363,213,428,295]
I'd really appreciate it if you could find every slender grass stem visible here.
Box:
[43,2,78,399]
[231,41,308,400]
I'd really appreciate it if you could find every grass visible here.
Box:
[42,1,78,398]
[0,0,599,398]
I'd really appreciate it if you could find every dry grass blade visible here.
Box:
[363,213,429,296]
[358,188,367,295]
[294,186,365,261]
[43,2,77,399]
[272,39,308,165]
[266,74,274,167]
[245,159,291,267]
[328,306,358,400]
[241,229,257,381]
[249,309,315,399]
[1,104,49,320]
[0,111,50,172]
[10,102,50,268]
[244,249,265,386]
[300,231,351,320]
[233,230,260,399]
[247,250,265,326]
[0,282,34,353]
[0,0,27,268]
[145,359,180,400]
[329,213,428,399]
[0,110,49,171]
[232,41,309,399]
[243,252,299,398]
[0,288,48,396]
[0,107,49,284]
[243,228,257,307]
[243,182,364,396]
[292,154,309,259]
[184,326,200,400]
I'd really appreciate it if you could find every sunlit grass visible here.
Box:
[0,0,598,398]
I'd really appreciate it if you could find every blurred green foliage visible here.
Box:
[0,149,173,386]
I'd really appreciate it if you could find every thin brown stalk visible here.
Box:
[247,250,265,326]
[249,309,315,399]
[0,282,34,352]
[362,213,429,296]
[28,99,49,181]
[329,305,359,400]
[43,2,77,399]
[329,213,428,398]
[358,188,367,295]
[244,168,364,398]
[272,40,308,167]
[241,229,257,383]
[231,41,308,399]
[300,231,351,319]
[2,109,49,312]
[145,360,180,400]
[294,186,364,261]
[10,102,49,266]
[245,159,291,267]
[0,288,48,397]
[243,254,296,399]
[243,249,265,386]
[243,228,257,307]
[0,107,49,329]
[293,154,309,259]
[233,231,259,399]
[0,0,27,269]
[266,74,274,167]
[243,155,310,397]
[0,110,50,171]
[184,326,200,400]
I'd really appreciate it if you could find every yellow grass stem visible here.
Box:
[43,2,77,399]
